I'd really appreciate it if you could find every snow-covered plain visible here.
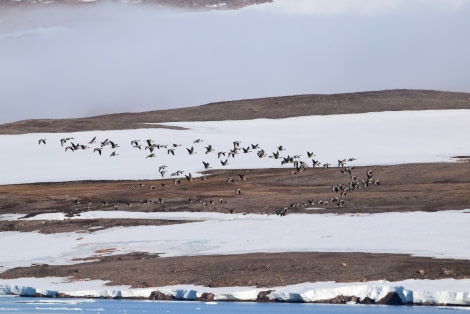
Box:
[0,110,469,185]
[1,110,470,305]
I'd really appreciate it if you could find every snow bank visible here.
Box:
[1,110,470,185]
[1,277,469,305]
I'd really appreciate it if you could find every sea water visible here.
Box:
[0,296,467,313]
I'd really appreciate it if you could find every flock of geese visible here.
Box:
[38,135,381,216]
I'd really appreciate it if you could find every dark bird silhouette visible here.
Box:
[93,147,102,155]
[38,138,46,145]
[221,159,228,166]
[89,137,96,144]
[187,146,196,155]
[205,145,214,154]
[202,161,211,169]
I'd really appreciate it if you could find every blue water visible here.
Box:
[0,296,466,313]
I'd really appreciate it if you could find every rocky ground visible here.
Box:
[1,90,470,299]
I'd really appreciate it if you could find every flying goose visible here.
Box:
[205,145,214,154]
[185,172,193,181]
[38,138,46,145]
[186,146,196,155]
[257,149,267,158]
[93,147,102,155]
[233,140,241,148]
[278,145,286,151]
[110,151,119,157]
[242,146,251,153]
[251,144,259,149]
[109,141,119,149]
[307,151,315,158]
[238,173,246,181]
[89,137,96,144]
[171,170,184,176]
[194,139,203,143]
[270,151,280,159]
[60,137,73,147]
[131,139,140,146]
[202,161,211,169]
[167,148,175,155]
[220,159,228,166]
[146,153,156,159]
[338,159,346,167]
[217,151,226,158]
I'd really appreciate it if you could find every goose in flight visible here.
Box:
[205,145,214,154]
[109,141,120,149]
[307,151,315,158]
[187,146,196,155]
[89,137,96,144]
[167,148,175,155]
[194,139,203,143]
[60,137,73,147]
[110,151,119,157]
[93,147,102,155]
[220,159,228,166]
[146,153,156,159]
[38,138,46,145]
[202,161,211,169]
[185,172,193,181]
[217,151,226,158]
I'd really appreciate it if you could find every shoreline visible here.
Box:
[2,277,470,307]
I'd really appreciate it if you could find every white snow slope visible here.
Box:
[1,110,469,305]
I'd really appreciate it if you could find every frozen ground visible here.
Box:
[1,110,469,305]
[0,110,469,185]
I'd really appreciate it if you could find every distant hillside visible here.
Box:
[0,0,272,9]
[1,89,469,134]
